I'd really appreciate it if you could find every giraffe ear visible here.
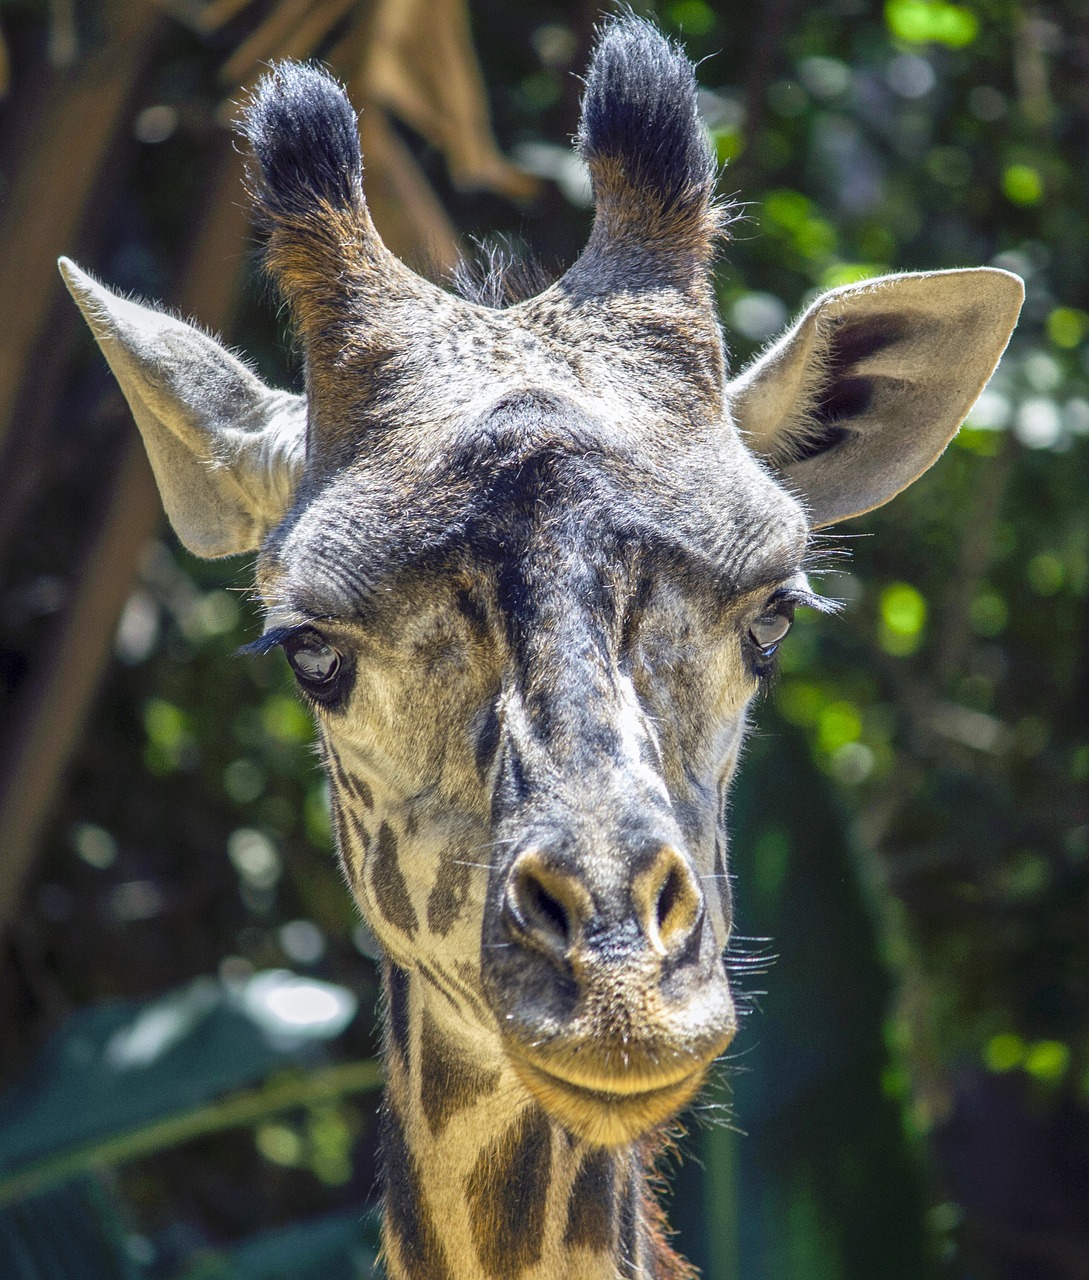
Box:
[59,258,306,558]
[728,268,1024,527]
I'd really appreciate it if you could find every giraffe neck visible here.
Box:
[378,962,686,1280]
[322,744,695,1277]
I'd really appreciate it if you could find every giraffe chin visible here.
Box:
[508,1053,710,1147]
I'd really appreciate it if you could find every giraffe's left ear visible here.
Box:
[728,268,1024,527]
[59,258,306,558]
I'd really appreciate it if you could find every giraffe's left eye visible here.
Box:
[748,605,793,657]
[284,629,342,690]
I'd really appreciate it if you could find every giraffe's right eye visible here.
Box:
[284,629,342,692]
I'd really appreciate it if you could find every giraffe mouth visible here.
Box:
[507,1051,715,1146]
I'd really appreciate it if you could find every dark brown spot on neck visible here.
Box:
[416,960,464,1016]
[452,959,490,1023]
[385,960,411,1066]
[348,809,372,855]
[382,1102,452,1280]
[466,1105,552,1278]
[328,790,359,888]
[419,1006,499,1138]
[564,1146,616,1252]
[372,822,419,937]
[427,850,473,935]
[327,748,375,809]
[618,1154,643,1278]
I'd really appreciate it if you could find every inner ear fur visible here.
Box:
[59,258,306,559]
[729,268,1024,527]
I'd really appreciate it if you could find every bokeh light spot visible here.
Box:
[984,1033,1024,1072]
[1003,164,1043,206]
[879,583,927,656]
[886,0,979,47]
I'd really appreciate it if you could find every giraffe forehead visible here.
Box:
[261,391,809,625]
[305,280,724,461]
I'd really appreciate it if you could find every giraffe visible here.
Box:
[59,16,1022,1280]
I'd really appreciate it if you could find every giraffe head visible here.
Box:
[60,17,1021,1150]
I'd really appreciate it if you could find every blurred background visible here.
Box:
[0,1,1086,1277]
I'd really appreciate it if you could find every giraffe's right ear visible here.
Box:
[728,268,1023,527]
[59,258,306,558]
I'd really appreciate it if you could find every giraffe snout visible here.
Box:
[483,833,733,1143]
[502,843,705,969]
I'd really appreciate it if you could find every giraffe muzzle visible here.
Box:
[482,839,736,1143]
[507,1050,720,1148]
[503,842,704,966]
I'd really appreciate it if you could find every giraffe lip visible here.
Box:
[507,1051,710,1145]
[511,1050,706,1098]
[505,1019,736,1100]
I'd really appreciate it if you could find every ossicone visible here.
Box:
[576,14,731,260]
[236,61,445,379]
[240,61,363,226]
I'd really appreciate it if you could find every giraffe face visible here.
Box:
[61,14,1022,1164]
[255,387,812,1143]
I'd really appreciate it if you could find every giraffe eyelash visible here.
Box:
[239,625,354,710]
[237,624,303,657]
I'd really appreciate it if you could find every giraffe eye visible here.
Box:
[748,606,793,657]
[284,629,342,689]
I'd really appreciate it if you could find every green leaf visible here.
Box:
[0,1059,381,1207]
[176,1209,379,1280]
[0,1180,142,1280]
[0,975,374,1202]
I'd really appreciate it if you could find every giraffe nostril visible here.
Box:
[655,864,683,935]
[505,853,589,960]
[639,846,703,957]
[520,876,571,947]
